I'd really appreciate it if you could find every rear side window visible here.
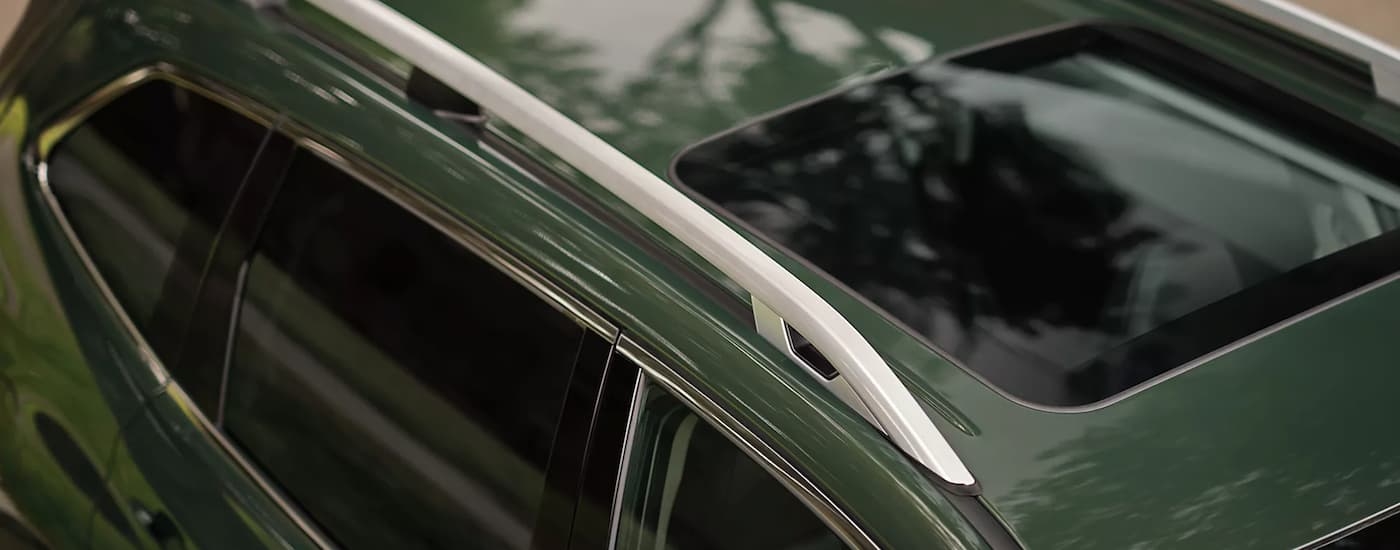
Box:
[673,23,1400,407]
[220,150,591,549]
[614,381,845,550]
[45,80,269,362]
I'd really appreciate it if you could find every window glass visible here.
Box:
[1322,510,1400,548]
[221,150,588,549]
[46,80,269,362]
[672,26,1400,406]
[615,381,845,550]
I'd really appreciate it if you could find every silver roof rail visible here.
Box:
[1214,0,1400,104]
[297,0,976,488]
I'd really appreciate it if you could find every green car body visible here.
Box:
[1,0,1399,548]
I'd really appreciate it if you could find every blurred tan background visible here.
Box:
[0,1,26,50]
[1297,0,1400,46]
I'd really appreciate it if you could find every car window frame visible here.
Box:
[29,64,620,549]
[31,64,282,391]
[571,335,876,550]
[29,65,338,547]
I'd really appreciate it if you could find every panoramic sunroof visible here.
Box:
[672,23,1400,407]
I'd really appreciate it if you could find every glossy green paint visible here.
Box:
[95,391,316,549]
[1,0,997,548]
[0,2,148,547]
[319,0,1400,548]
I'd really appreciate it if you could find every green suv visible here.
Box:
[2,0,1400,548]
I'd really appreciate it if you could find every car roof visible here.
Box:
[302,0,1400,547]
[13,0,999,546]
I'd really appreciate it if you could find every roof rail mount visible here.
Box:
[406,67,488,128]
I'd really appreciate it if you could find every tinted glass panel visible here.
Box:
[1322,511,1400,548]
[46,80,268,362]
[673,24,1400,406]
[615,381,844,550]
[222,150,588,549]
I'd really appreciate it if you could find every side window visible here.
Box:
[615,380,846,550]
[45,80,270,362]
[220,149,591,548]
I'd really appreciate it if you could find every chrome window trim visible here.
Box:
[606,367,645,549]
[35,64,280,159]
[34,65,619,350]
[34,154,166,385]
[29,64,622,548]
[281,128,620,339]
[612,335,878,550]
[31,64,283,391]
[154,382,339,548]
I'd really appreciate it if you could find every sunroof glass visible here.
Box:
[672,24,1400,407]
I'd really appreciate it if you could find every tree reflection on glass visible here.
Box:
[678,57,1398,406]
[680,65,1170,405]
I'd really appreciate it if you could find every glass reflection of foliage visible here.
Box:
[611,0,893,160]
[685,66,1160,404]
[611,0,940,172]
[679,22,1400,408]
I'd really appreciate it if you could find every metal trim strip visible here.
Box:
[605,367,645,549]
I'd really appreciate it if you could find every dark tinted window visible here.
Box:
[1322,511,1400,548]
[673,25,1400,406]
[222,150,589,549]
[46,80,268,362]
[615,382,844,550]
